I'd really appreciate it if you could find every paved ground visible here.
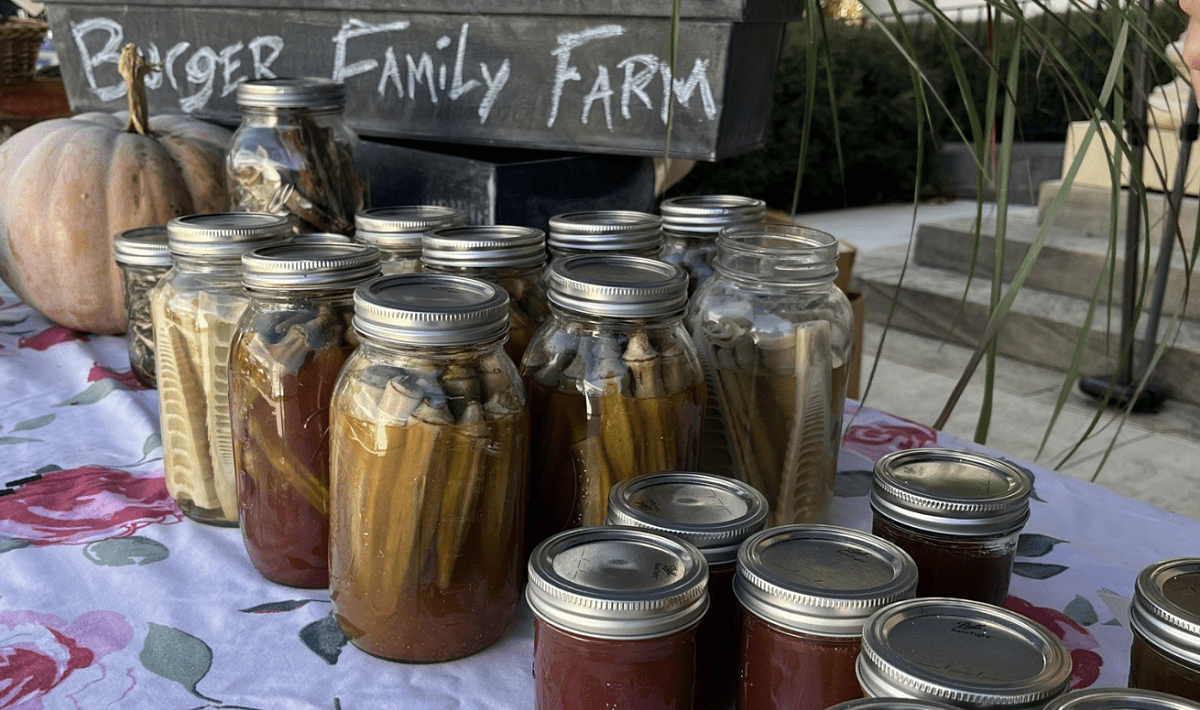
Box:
[793,199,1200,522]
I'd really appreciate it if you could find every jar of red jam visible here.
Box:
[1129,558,1200,699]
[1043,688,1200,710]
[735,524,918,710]
[869,448,1032,606]
[857,597,1073,709]
[527,526,709,710]
[605,471,769,710]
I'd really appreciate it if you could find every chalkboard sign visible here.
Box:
[43,1,796,160]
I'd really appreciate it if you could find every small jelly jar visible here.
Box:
[1043,688,1200,710]
[605,471,769,710]
[857,597,1073,709]
[1129,557,1200,699]
[354,205,468,274]
[113,226,172,388]
[869,447,1032,606]
[658,194,765,296]
[527,526,709,710]
[734,524,918,710]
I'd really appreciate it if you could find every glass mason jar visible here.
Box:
[1129,558,1200,698]
[869,448,1032,606]
[857,598,1073,709]
[150,213,294,525]
[355,205,468,275]
[113,226,172,388]
[545,210,663,277]
[521,255,705,549]
[735,525,918,710]
[527,526,710,710]
[688,223,854,527]
[606,471,769,710]
[421,224,550,366]
[227,78,369,235]
[658,194,765,296]
[328,273,528,662]
[229,242,381,588]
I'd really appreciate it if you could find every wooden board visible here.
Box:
[45,2,791,160]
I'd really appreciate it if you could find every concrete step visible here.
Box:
[911,207,1200,322]
[850,248,1200,407]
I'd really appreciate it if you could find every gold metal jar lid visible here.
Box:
[605,471,769,566]
[857,597,1072,709]
[870,448,1032,537]
[734,524,918,637]
[1130,558,1200,668]
[526,526,709,640]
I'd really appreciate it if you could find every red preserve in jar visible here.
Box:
[1129,558,1200,699]
[857,597,1073,709]
[869,448,1032,606]
[735,524,918,710]
[606,471,769,710]
[527,526,709,710]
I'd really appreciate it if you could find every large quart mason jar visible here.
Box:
[658,194,765,296]
[328,274,529,662]
[355,205,468,275]
[688,224,853,527]
[230,242,381,588]
[150,213,293,525]
[227,78,369,235]
[521,255,705,549]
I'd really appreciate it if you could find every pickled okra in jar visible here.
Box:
[689,224,854,527]
[113,226,172,388]
[229,243,381,588]
[151,213,293,526]
[329,274,528,662]
[521,255,704,548]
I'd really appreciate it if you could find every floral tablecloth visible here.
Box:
[2,278,1198,709]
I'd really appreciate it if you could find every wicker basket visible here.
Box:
[0,17,48,85]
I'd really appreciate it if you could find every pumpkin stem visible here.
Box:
[119,43,159,137]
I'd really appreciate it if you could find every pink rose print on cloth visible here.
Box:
[1006,596,1103,689]
[86,364,146,391]
[17,327,86,352]
[842,416,940,461]
[0,610,135,708]
[0,465,181,547]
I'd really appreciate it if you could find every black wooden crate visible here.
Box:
[43,0,797,160]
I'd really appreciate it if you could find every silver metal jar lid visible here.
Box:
[352,273,509,347]
[166,213,294,260]
[1041,688,1200,710]
[354,206,469,252]
[546,254,688,319]
[1129,558,1200,668]
[870,448,1032,537]
[526,526,709,640]
[734,524,918,637]
[714,223,840,283]
[291,232,355,246]
[605,471,769,566]
[242,243,381,291]
[547,210,663,253]
[113,226,172,267]
[659,194,766,235]
[827,698,963,710]
[857,597,1073,709]
[422,225,546,270]
[236,77,346,109]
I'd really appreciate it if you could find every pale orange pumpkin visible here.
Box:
[0,44,230,334]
